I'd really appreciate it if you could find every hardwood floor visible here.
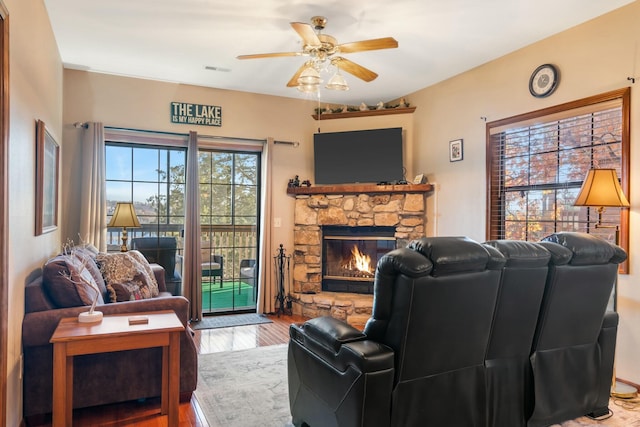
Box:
[25,313,306,427]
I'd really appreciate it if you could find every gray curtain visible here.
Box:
[257,138,274,313]
[79,122,107,251]
[184,131,202,321]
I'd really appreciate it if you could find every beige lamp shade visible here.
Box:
[574,169,630,208]
[326,69,349,91]
[107,202,141,228]
[297,66,321,86]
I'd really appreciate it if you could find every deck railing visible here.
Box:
[107,224,258,282]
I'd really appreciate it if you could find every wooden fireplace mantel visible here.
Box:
[286,183,433,196]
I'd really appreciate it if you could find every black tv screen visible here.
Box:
[313,127,404,185]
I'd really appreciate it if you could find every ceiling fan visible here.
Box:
[237,16,398,92]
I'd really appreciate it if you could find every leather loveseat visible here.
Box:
[287,232,626,427]
[22,246,198,419]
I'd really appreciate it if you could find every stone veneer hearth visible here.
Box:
[287,184,433,326]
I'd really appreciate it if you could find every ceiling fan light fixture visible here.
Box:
[297,66,321,85]
[326,69,349,91]
[238,16,398,95]
[297,83,319,93]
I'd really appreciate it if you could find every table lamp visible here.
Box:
[574,168,629,233]
[574,168,635,399]
[107,202,141,252]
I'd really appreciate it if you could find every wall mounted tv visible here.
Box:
[313,127,404,185]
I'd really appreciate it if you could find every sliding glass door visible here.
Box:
[105,139,261,313]
[199,149,260,314]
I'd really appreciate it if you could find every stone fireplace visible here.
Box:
[287,183,432,326]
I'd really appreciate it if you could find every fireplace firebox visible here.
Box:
[322,226,396,294]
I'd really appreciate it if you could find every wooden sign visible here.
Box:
[170,102,222,126]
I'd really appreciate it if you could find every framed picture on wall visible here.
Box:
[35,119,59,235]
[449,139,463,162]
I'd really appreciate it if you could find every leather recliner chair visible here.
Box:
[288,236,507,427]
[482,240,552,427]
[527,232,627,427]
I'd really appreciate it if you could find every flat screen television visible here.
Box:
[313,127,404,185]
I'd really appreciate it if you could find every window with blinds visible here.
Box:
[487,88,630,270]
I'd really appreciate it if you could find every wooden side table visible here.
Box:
[50,310,184,426]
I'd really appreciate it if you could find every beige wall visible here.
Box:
[408,1,640,383]
[6,0,64,424]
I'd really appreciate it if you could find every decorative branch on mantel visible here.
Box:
[311,106,416,120]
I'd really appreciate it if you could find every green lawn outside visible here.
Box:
[201,280,255,312]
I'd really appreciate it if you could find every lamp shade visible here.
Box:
[297,66,321,85]
[326,69,349,91]
[297,84,319,93]
[107,202,141,228]
[574,169,630,208]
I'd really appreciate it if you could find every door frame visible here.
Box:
[0,2,10,424]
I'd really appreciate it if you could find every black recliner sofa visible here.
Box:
[287,233,626,427]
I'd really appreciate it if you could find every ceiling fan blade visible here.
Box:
[286,63,310,87]
[332,57,378,82]
[237,51,302,60]
[337,37,398,54]
[290,22,321,47]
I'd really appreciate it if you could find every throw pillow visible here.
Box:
[42,255,105,308]
[106,282,145,302]
[97,251,159,302]
[68,245,107,297]
[127,250,160,294]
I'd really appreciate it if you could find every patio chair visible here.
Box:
[240,259,256,287]
[201,241,223,287]
[130,236,182,295]
[239,258,257,298]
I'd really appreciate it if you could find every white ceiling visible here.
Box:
[43,0,633,106]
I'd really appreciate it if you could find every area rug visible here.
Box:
[191,313,272,330]
[195,344,294,427]
[194,344,630,427]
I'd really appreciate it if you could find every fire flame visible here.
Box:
[351,245,373,274]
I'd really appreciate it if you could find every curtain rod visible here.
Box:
[104,126,269,144]
[274,140,300,147]
[104,126,189,137]
[198,134,266,144]
[87,125,295,146]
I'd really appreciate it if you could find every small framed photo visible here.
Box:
[449,139,463,162]
[413,174,426,184]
